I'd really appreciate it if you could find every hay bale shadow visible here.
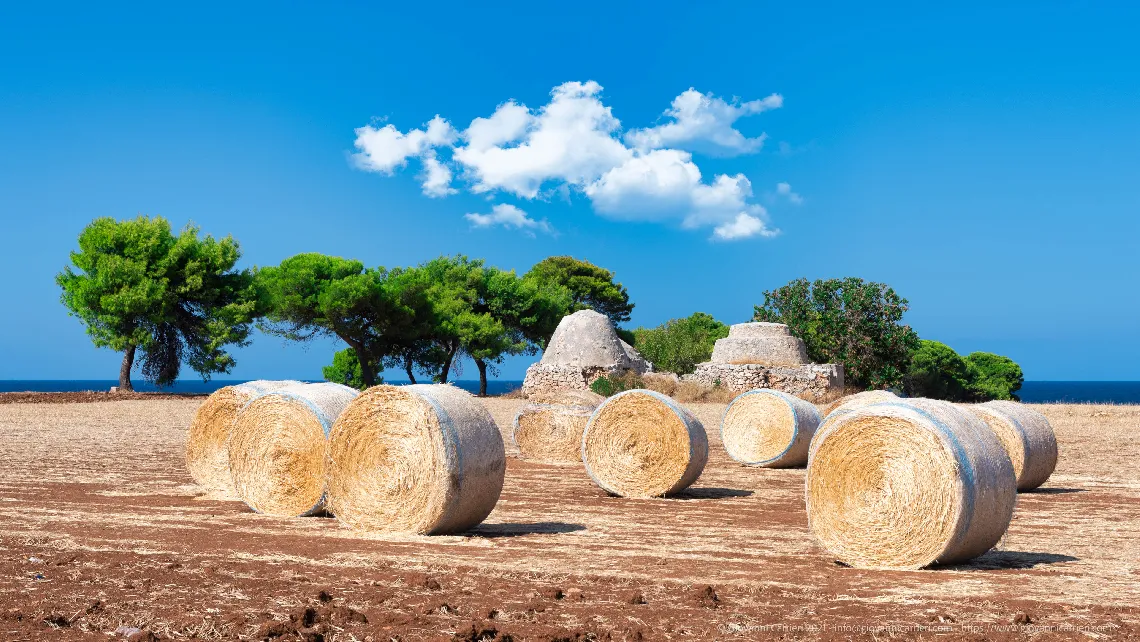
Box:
[953,551,1079,570]
[1023,487,1085,495]
[670,487,754,501]
[468,522,586,539]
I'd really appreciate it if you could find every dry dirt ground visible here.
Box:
[0,396,1137,641]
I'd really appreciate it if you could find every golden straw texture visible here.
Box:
[327,384,506,535]
[581,389,708,498]
[820,389,898,419]
[513,390,604,463]
[806,398,1016,569]
[720,389,821,467]
[185,380,301,495]
[227,383,358,517]
[964,400,1059,491]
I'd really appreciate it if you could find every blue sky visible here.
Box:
[1,1,1137,382]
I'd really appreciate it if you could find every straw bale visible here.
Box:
[227,382,358,517]
[964,400,1058,491]
[327,384,506,534]
[806,398,1016,569]
[720,389,821,467]
[513,390,605,463]
[581,389,708,498]
[185,379,302,495]
[820,389,898,418]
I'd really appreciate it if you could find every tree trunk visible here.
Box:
[359,359,376,388]
[118,345,136,392]
[347,339,375,388]
[404,353,416,384]
[475,358,488,397]
[440,342,459,384]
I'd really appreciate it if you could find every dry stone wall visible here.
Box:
[684,362,844,401]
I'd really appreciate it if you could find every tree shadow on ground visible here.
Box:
[468,522,587,539]
[952,551,1079,570]
[670,487,754,500]
[1023,487,1085,495]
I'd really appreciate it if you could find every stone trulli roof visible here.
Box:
[710,322,810,365]
[540,309,633,370]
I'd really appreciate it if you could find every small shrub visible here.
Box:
[903,340,973,401]
[965,352,1023,401]
[632,313,729,375]
[323,348,373,390]
[589,371,644,397]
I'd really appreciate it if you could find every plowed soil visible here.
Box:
[0,398,1137,640]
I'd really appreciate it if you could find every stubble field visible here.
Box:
[0,395,1137,640]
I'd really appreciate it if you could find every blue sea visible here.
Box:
[0,379,525,396]
[1,380,1138,403]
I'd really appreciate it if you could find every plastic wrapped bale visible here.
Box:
[581,389,708,498]
[806,398,1017,569]
[513,390,605,463]
[227,382,359,516]
[720,389,821,467]
[964,400,1058,491]
[820,389,898,419]
[326,384,506,534]
[185,380,302,495]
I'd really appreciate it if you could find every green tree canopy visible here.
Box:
[753,277,920,389]
[632,312,730,375]
[464,266,572,395]
[903,340,975,401]
[256,253,419,387]
[57,215,258,391]
[966,352,1024,401]
[525,256,633,326]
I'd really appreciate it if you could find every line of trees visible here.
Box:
[58,216,1023,401]
[58,216,633,394]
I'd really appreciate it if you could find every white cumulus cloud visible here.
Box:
[452,81,630,198]
[352,115,457,174]
[353,82,787,241]
[713,213,774,241]
[464,203,553,236]
[776,181,803,205]
[626,89,783,156]
[420,154,456,197]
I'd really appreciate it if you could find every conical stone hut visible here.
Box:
[522,310,650,397]
[685,322,843,401]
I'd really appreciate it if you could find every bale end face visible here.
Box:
[227,394,331,517]
[581,389,708,498]
[327,385,506,535]
[721,389,820,467]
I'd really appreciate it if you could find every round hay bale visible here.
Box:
[185,379,302,494]
[513,390,605,463]
[326,384,506,534]
[820,389,898,418]
[581,389,708,498]
[720,389,821,467]
[964,401,1058,491]
[227,382,359,516]
[806,398,1016,569]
